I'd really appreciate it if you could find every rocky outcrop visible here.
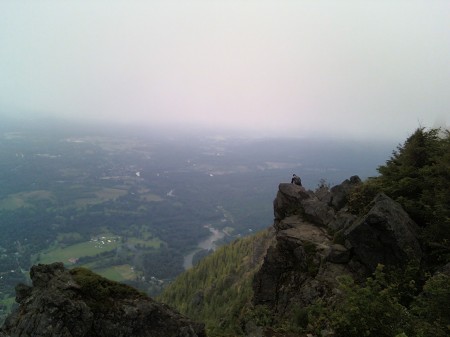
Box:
[273,177,361,231]
[329,175,361,210]
[253,177,422,316]
[253,215,354,314]
[345,193,422,273]
[273,183,311,222]
[1,263,206,337]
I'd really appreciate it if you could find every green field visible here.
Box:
[0,187,128,211]
[74,188,127,207]
[119,224,164,249]
[0,190,54,210]
[140,193,164,202]
[37,236,121,265]
[126,236,163,249]
[56,232,84,243]
[93,264,139,282]
[36,231,163,284]
[0,296,15,313]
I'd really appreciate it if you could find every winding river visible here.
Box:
[183,226,225,270]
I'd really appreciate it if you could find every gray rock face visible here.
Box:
[301,198,336,227]
[253,178,423,317]
[273,183,311,222]
[345,193,422,272]
[327,244,352,264]
[1,263,206,337]
[273,178,362,230]
[274,183,336,229]
[329,175,361,210]
[252,216,354,314]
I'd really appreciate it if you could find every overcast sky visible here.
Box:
[1,0,449,140]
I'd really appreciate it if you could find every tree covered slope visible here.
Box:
[159,230,274,337]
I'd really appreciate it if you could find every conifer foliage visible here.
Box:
[159,230,273,337]
[376,128,450,263]
[349,128,450,263]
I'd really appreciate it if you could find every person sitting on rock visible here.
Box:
[291,174,302,186]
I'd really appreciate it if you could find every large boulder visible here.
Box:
[273,183,311,224]
[1,263,206,337]
[274,183,338,228]
[329,175,361,210]
[345,193,422,272]
[274,178,362,230]
[252,217,354,315]
[301,198,336,227]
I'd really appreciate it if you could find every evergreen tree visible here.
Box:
[375,128,450,262]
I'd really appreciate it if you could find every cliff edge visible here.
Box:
[253,177,422,316]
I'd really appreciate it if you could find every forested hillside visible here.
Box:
[159,230,274,336]
[160,128,450,337]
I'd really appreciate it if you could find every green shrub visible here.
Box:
[347,178,382,215]
[288,300,328,333]
[70,267,145,311]
[411,273,450,337]
[350,128,450,266]
[330,265,413,337]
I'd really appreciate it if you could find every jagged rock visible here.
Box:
[252,216,354,314]
[329,175,361,210]
[273,183,311,224]
[1,263,206,337]
[274,178,362,230]
[254,179,363,314]
[315,186,332,204]
[252,243,296,308]
[29,261,68,287]
[14,284,32,304]
[344,193,422,272]
[300,198,335,227]
[330,210,358,231]
[253,178,427,318]
[326,244,351,264]
[275,215,304,231]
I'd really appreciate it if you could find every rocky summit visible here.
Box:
[0,263,205,337]
[253,177,422,316]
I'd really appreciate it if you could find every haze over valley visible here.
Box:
[1,1,449,331]
[0,117,394,321]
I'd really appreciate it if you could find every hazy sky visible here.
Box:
[1,0,449,139]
